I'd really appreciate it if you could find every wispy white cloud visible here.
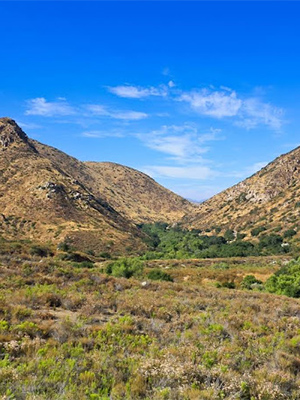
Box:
[140,124,220,185]
[179,87,284,130]
[82,130,124,138]
[17,121,42,129]
[236,98,284,130]
[179,89,242,118]
[107,84,168,99]
[25,98,148,121]
[25,98,76,117]
[143,165,216,180]
[86,104,148,120]
[136,124,220,162]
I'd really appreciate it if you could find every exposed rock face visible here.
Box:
[0,118,37,152]
[0,118,29,148]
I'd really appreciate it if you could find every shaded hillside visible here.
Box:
[183,146,300,240]
[0,118,145,254]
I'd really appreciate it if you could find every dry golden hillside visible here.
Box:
[0,118,145,254]
[0,118,194,254]
[32,136,194,225]
[183,146,300,239]
[84,162,194,223]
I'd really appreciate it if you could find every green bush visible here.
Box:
[251,226,267,237]
[106,258,144,279]
[224,229,235,241]
[30,245,52,257]
[241,275,263,290]
[147,269,173,282]
[216,281,235,289]
[283,229,297,238]
[265,259,300,297]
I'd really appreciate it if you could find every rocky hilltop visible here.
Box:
[183,145,300,239]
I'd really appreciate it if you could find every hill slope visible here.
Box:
[183,146,300,239]
[84,162,194,223]
[32,139,193,225]
[0,118,146,254]
[0,118,193,253]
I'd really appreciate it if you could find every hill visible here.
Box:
[84,161,193,224]
[0,118,193,254]
[183,145,300,241]
[0,118,147,254]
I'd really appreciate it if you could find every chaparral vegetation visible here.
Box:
[1,236,300,399]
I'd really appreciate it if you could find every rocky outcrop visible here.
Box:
[0,118,37,152]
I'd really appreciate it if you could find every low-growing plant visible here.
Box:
[147,268,173,282]
[30,245,52,257]
[106,258,144,278]
[241,275,263,290]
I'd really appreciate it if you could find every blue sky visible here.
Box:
[1,1,300,201]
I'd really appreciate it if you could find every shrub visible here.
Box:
[251,226,267,237]
[60,252,93,263]
[224,229,235,241]
[30,245,52,257]
[241,275,263,290]
[147,269,173,282]
[283,229,297,238]
[99,252,111,259]
[212,262,229,270]
[236,232,246,240]
[216,281,235,289]
[221,281,235,289]
[106,258,144,278]
[265,259,300,297]
[57,241,71,252]
[258,234,284,254]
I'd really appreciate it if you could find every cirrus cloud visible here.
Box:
[179,87,284,130]
[86,104,148,120]
[25,97,76,117]
[179,89,242,118]
[136,124,221,162]
[107,84,168,99]
[143,165,216,180]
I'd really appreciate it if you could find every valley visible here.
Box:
[1,118,300,399]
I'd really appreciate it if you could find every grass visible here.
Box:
[0,239,299,399]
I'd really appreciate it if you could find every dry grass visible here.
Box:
[0,244,299,399]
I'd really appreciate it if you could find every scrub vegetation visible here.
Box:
[1,237,300,399]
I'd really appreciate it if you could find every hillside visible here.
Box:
[183,145,300,240]
[32,138,193,225]
[0,118,193,254]
[84,162,194,223]
[0,118,146,254]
